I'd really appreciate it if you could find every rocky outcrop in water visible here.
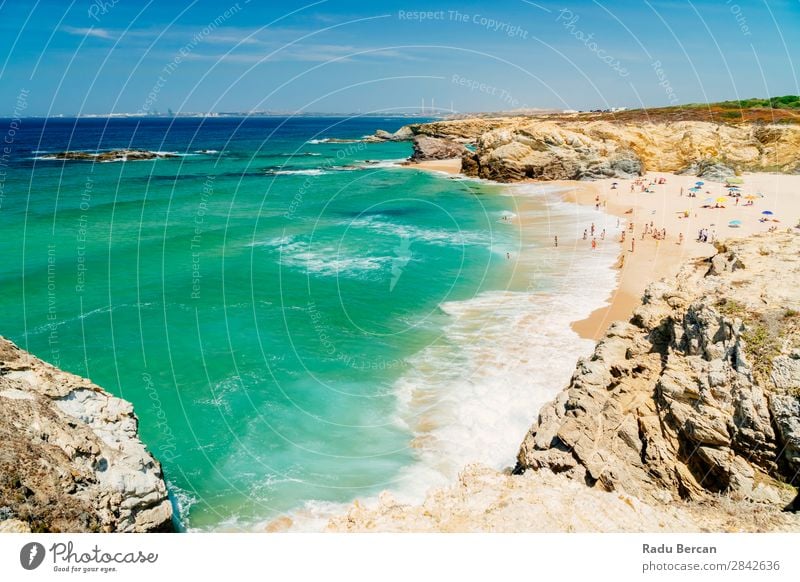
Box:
[516,234,800,509]
[410,136,468,162]
[48,149,178,162]
[0,337,173,532]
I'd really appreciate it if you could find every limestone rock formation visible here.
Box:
[402,117,800,182]
[409,135,468,162]
[516,233,800,509]
[0,337,173,532]
[374,126,415,141]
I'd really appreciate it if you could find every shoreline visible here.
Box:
[561,171,800,339]
[404,159,800,340]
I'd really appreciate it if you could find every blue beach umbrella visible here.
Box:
[695,181,704,186]
[703,197,714,203]
[728,220,742,227]
[762,210,774,215]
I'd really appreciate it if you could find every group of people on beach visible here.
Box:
[642,222,667,241]
[697,228,716,243]
[629,178,662,194]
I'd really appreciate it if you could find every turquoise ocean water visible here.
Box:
[0,116,618,530]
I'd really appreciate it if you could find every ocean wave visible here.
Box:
[247,235,295,248]
[266,168,327,176]
[262,238,394,278]
[343,215,490,247]
[282,243,393,277]
[306,138,363,144]
[168,482,199,531]
[22,302,157,337]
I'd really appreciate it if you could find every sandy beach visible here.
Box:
[563,172,800,339]
[407,159,800,340]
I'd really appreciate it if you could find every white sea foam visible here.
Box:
[247,235,295,248]
[275,239,393,278]
[343,215,490,247]
[268,168,327,176]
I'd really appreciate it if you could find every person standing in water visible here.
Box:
[554,235,558,247]
[591,238,597,250]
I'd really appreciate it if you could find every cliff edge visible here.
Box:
[516,232,799,509]
[387,117,800,182]
[0,337,173,532]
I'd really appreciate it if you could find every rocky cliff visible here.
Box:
[516,233,800,510]
[0,337,173,532]
[387,117,800,182]
[329,233,800,532]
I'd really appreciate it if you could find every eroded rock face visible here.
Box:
[516,234,800,508]
[0,337,173,532]
[403,117,800,182]
[374,126,415,141]
[410,136,468,162]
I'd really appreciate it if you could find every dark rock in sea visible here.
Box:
[0,336,173,533]
[50,149,178,162]
[410,136,468,162]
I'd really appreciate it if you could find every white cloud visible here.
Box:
[61,26,116,40]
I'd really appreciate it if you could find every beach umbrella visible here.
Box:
[715,197,727,203]
[728,220,742,227]
[703,197,715,203]
[745,195,758,200]
[689,187,700,192]
[762,210,774,215]
[695,181,704,186]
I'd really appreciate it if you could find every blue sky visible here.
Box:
[1,0,798,115]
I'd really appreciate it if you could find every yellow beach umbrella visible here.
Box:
[745,195,758,200]
[715,197,727,203]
